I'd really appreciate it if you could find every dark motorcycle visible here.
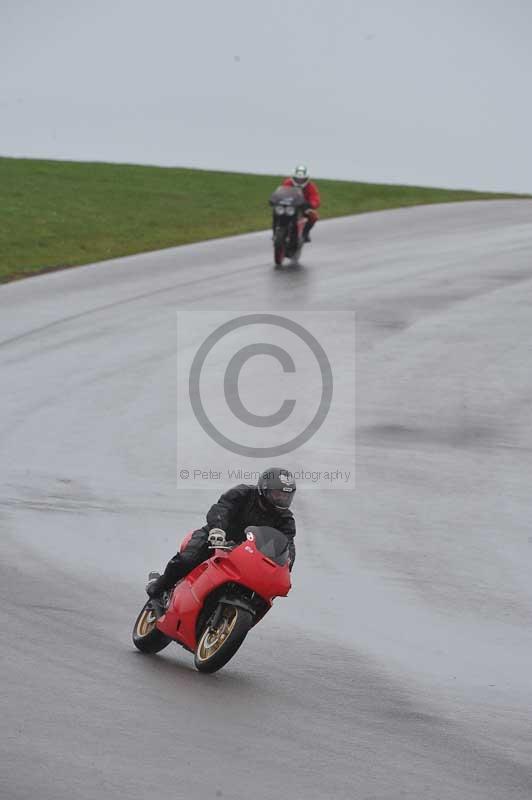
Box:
[269,186,307,267]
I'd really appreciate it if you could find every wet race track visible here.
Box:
[1,201,532,799]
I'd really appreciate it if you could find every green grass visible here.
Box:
[0,156,525,283]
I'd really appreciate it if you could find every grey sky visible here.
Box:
[1,0,531,191]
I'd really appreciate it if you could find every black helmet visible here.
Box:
[257,467,296,510]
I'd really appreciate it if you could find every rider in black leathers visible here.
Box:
[147,468,296,600]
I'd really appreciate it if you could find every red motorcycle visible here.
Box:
[132,526,291,672]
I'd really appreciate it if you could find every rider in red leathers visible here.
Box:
[282,165,320,242]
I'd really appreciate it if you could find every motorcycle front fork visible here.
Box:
[273,221,298,250]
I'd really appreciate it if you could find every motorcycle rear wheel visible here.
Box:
[132,601,172,654]
[290,244,303,265]
[194,605,253,673]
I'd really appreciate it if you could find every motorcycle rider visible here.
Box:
[146,468,297,601]
[282,165,321,243]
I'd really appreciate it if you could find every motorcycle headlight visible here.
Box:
[275,205,285,215]
[285,206,296,216]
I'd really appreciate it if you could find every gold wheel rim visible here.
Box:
[136,607,157,638]
[197,607,238,662]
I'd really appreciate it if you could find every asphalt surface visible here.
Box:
[1,201,532,800]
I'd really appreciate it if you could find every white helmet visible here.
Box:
[292,164,309,188]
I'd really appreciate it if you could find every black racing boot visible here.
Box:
[145,572,171,616]
[302,221,312,243]
[146,571,166,597]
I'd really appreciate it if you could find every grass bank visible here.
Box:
[0,156,523,282]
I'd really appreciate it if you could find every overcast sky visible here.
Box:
[1,0,531,191]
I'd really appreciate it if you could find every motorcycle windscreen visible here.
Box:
[269,186,305,207]
[245,526,290,566]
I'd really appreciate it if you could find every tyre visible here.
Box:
[274,229,285,267]
[132,601,172,654]
[194,605,253,673]
[290,244,302,265]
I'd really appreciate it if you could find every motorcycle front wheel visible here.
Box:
[194,605,253,673]
[273,228,285,267]
[132,601,172,654]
